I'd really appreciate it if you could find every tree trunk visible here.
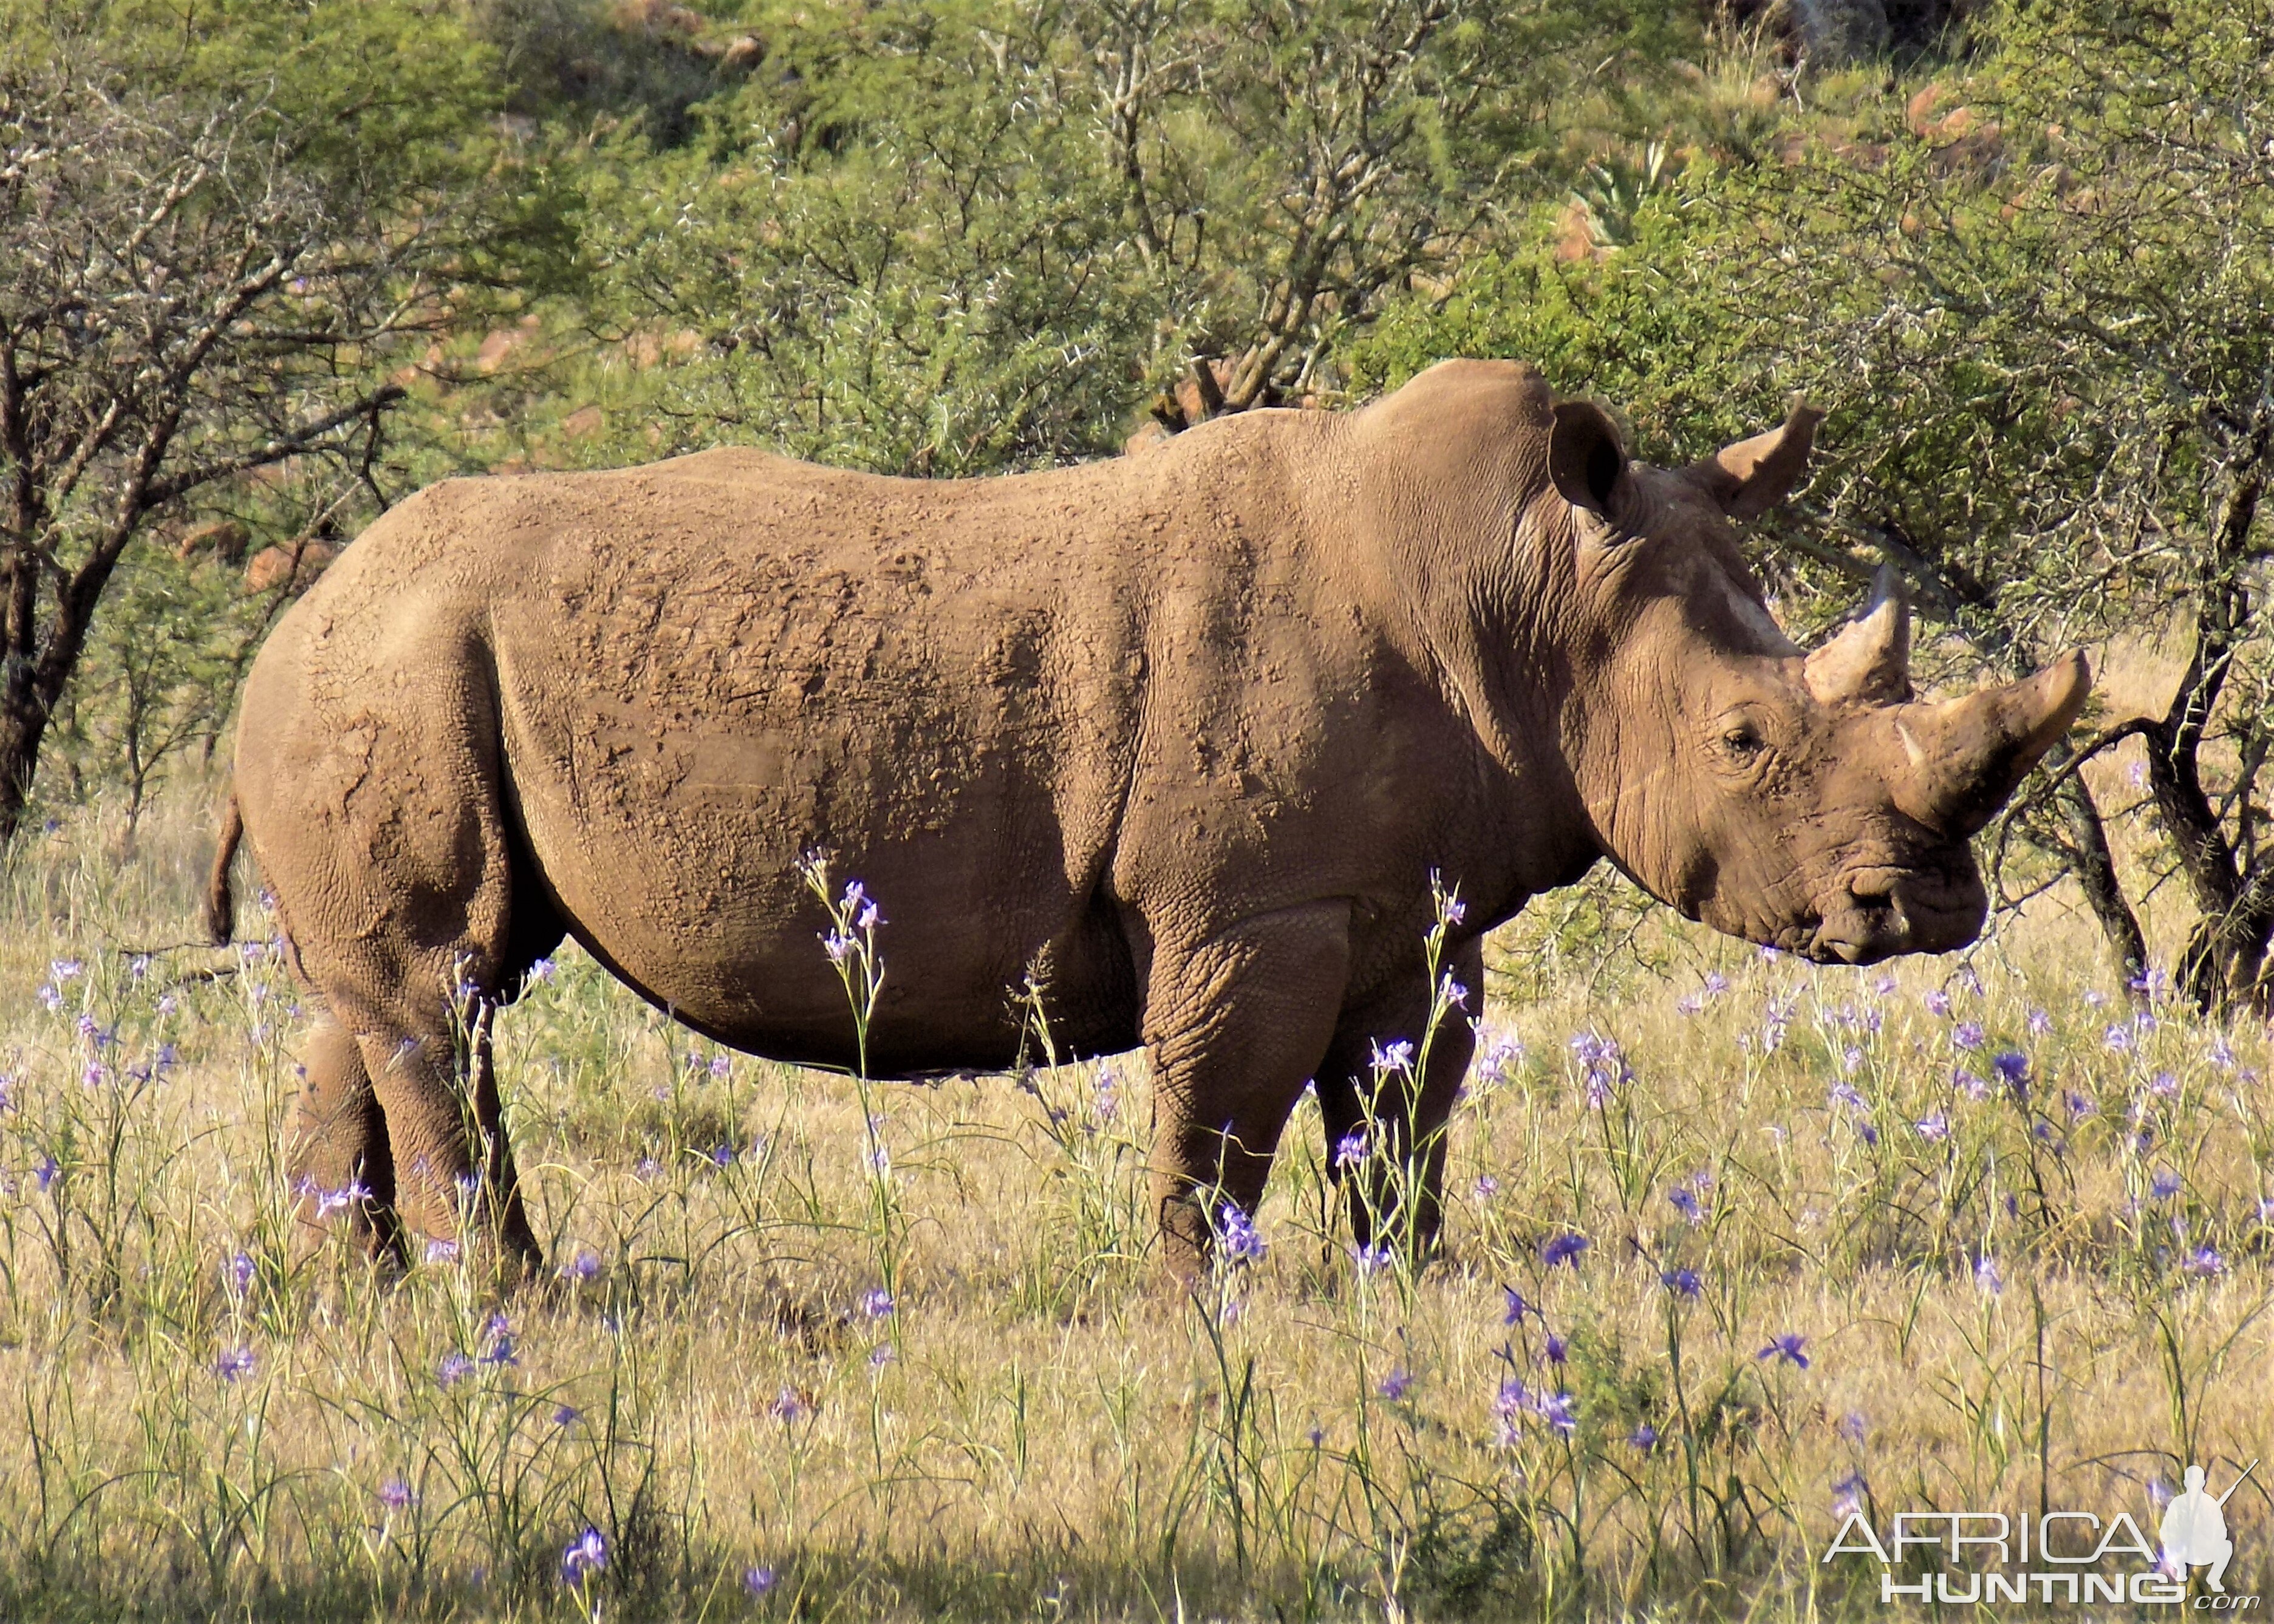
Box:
[0,688,53,842]
[2043,740,2148,992]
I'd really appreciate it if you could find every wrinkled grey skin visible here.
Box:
[208,359,2089,1277]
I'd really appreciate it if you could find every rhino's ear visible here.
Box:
[1549,400,1631,517]
[1690,400,1824,520]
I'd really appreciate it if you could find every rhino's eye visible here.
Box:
[1721,723,1766,757]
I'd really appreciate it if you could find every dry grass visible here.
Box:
[0,789,2267,1621]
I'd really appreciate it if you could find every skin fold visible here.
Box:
[209,359,2090,1277]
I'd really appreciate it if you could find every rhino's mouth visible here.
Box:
[1804,864,1987,965]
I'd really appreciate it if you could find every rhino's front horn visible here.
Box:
[1805,565,1912,705]
[1895,651,2093,838]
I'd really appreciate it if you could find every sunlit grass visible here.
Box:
[0,789,2265,1620]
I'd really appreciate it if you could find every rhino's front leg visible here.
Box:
[1314,936,1483,1262]
[1143,901,1353,1279]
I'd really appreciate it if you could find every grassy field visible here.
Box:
[0,786,2266,1621]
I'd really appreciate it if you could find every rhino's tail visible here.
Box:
[205,790,243,945]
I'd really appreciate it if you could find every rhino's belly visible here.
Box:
[497,695,1142,1071]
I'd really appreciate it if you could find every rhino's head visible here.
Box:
[1548,400,2088,965]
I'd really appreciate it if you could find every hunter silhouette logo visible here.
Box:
[2163,1462,2256,1593]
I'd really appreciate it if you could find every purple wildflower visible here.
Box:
[1540,1230,1589,1269]
[1217,1206,1267,1266]
[1661,1266,1701,1298]
[1378,1368,1412,1401]
[1629,1422,1659,1452]
[479,1314,517,1366]
[770,1387,808,1423]
[1913,1111,1950,1144]
[1372,1038,1416,1074]
[2182,1246,2225,1277]
[560,1526,609,1586]
[214,1345,257,1383]
[312,1179,372,1220]
[1668,1185,1702,1224]
[554,1404,581,1427]
[1757,1334,1809,1368]
[1495,1376,1529,1420]
[1839,1410,1868,1444]
[859,1288,895,1319]
[1473,1173,1500,1200]
[1535,1391,1577,1434]
[1992,1050,2029,1090]
[744,1565,777,1597]
[1351,1240,1393,1275]
[1973,1257,2003,1297]
[1953,1022,1985,1052]
[378,1476,415,1511]
[2151,1170,2182,1201]
[1924,989,1951,1017]
[224,1251,256,1294]
[1334,1130,1368,1169]
[437,1352,475,1387]
[1502,1285,1535,1325]
[1833,1469,1868,1519]
[561,1246,603,1282]
[1544,1332,1569,1364]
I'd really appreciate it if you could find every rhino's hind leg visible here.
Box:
[1314,937,1483,1263]
[245,630,553,1281]
[287,1016,401,1265]
[1142,902,1352,1278]
[354,1005,541,1274]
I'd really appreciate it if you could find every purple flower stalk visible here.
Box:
[1661,1266,1701,1298]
